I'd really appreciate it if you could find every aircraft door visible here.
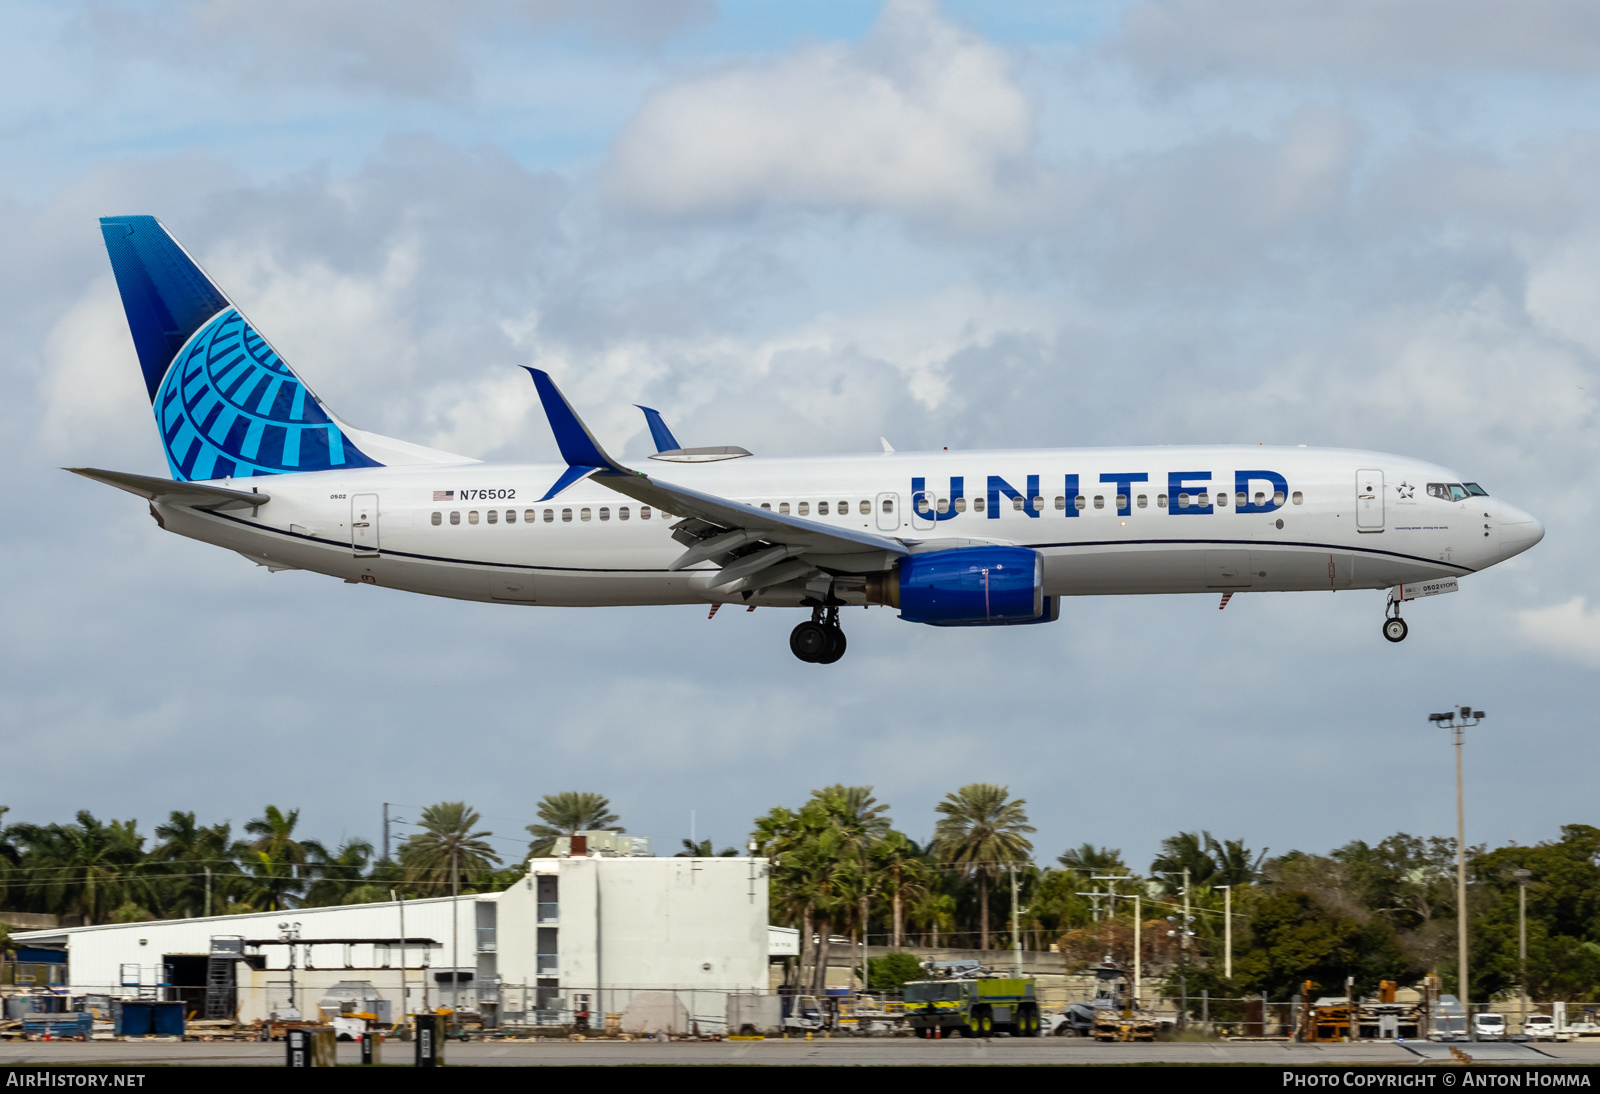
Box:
[908,487,936,531]
[352,494,380,556]
[876,492,901,532]
[1356,470,1384,531]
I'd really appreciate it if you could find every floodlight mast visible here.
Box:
[1428,706,1484,1013]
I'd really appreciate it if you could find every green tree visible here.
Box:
[240,806,327,910]
[400,803,501,896]
[932,784,1034,951]
[10,812,150,924]
[676,839,737,857]
[150,811,238,918]
[525,793,622,857]
[304,839,376,906]
[1058,844,1126,873]
[861,951,925,993]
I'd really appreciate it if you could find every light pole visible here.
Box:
[278,921,302,1019]
[1428,706,1484,1014]
[1214,885,1232,981]
[1513,868,1532,1031]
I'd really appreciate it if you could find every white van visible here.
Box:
[1473,1013,1506,1041]
[1524,1015,1561,1041]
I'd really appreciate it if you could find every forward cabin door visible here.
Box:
[351,494,380,556]
[1356,470,1384,532]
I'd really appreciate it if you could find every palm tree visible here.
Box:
[151,811,236,917]
[872,832,932,948]
[525,793,622,857]
[676,839,737,857]
[304,838,376,906]
[11,813,150,924]
[241,806,327,910]
[1058,844,1127,873]
[932,784,1035,951]
[400,803,501,894]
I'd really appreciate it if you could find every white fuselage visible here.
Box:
[153,445,1542,610]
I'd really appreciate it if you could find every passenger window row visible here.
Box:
[759,500,887,517]
[431,506,658,526]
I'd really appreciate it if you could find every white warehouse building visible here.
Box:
[12,855,776,1030]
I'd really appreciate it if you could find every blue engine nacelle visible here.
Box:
[874,546,1057,627]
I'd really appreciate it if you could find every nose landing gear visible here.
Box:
[791,607,847,663]
[1383,600,1408,643]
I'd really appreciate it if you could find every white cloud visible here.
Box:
[1518,597,1600,667]
[606,0,1035,222]
[36,277,153,465]
[1112,0,1600,82]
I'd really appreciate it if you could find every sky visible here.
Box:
[4,0,1600,873]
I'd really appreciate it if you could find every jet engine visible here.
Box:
[865,546,1058,626]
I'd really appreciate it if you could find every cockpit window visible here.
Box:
[1463,482,1488,496]
[1427,483,1473,502]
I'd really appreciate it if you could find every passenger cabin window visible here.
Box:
[580,508,592,521]
[1136,494,1148,508]
[562,509,572,522]
[1093,495,1105,509]
[1075,495,1086,510]
[838,500,849,515]
[779,502,790,515]
[859,500,870,515]
[798,502,810,516]
[1272,491,1285,506]
[619,507,630,520]
[641,506,651,519]
[431,512,442,526]
[1178,494,1190,508]
[486,510,498,524]
[1032,496,1043,512]
[505,509,516,524]
[882,499,893,513]
[1013,496,1025,511]
[1157,494,1168,508]
[974,497,986,513]
[1235,492,1246,507]
[1054,496,1066,510]
[761,502,771,510]
[951,498,963,513]
[1254,492,1265,506]
[1291,492,1303,505]
[449,511,461,525]
[468,511,480,524]
[599,507,610,521]
[543,509,554,522]
[1115,494,1127,509]
[818,501,830,516]
[1216,492,1228,507]
[525,510,536,523]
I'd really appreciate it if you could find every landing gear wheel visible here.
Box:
[817,627,847,664]
[790,621,830,662]
[1383,617,1408,643]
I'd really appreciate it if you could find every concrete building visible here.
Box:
[10,855,774,1030]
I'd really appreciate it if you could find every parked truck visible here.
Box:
[904,961,1042,1039]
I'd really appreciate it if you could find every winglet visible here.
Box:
[524,368,625,472]
[635,405,682,453]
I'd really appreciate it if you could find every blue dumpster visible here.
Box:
[114,1001,185,1037]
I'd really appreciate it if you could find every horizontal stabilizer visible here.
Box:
[67,467,270,510]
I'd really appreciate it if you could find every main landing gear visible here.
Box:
[791,606,847,664]
[1383,600,1409,644]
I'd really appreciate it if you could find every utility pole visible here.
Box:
[1011,865,1022,978]
[393,889,407,1022]
[1215,885,1232,981]
[1133,894,1141,1007]
[451,845,460,1013]
[383,803,389,862]
[1514,868,1532,1031]
[1429,707,1484,1011]
[204,867,211,918]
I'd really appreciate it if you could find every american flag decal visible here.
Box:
[433,490,454,501]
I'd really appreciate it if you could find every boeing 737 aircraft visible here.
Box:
[74,216,1544,663]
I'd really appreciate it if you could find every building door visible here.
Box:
[351,494,380,556]
[1356,470,1384,531]
[875,492,900,531]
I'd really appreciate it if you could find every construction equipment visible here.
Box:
[1086,960,1157,1042]
[904,960,1042,1038]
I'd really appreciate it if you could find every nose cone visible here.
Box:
[1500,503,1544,559]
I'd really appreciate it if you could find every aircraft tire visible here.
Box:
[1383,617,1408,643]
[817,627,847,664]
[790,621,830,662]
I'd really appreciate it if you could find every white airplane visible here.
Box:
[74,216,1544,663]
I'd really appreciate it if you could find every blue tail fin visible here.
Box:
[635,405,682,453]
[99,215,380,481]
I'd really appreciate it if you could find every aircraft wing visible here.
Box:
[67,467,271,511]
[525,369,907,589]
